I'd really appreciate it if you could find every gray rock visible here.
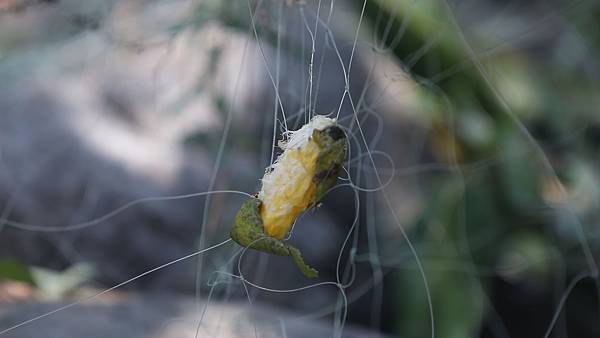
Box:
[0,0,391,326]
[0,292,391,338]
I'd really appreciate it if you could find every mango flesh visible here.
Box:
[259,139,320,239]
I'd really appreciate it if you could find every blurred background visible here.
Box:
[1,0,600,337]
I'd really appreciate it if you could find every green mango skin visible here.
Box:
[310,126,347,209]
[230,125,347,278]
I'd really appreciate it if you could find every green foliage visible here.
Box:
[0,259,35,285]
[358,0,600,336]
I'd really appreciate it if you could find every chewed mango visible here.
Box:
[229,115,346,278]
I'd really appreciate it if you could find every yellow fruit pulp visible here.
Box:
[259,139,320,239]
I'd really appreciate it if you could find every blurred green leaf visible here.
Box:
[0,259,34,285]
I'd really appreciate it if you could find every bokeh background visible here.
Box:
[1,0,600,337]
